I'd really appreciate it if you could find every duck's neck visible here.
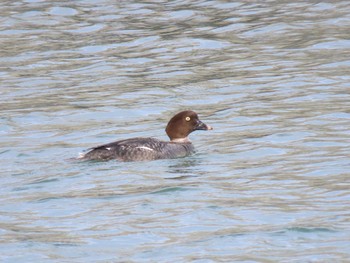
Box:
[170,137,191,143]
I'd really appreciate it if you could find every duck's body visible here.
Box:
[81,137,194,161]
[79,110,212,162]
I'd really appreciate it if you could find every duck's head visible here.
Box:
[165,110,213,142]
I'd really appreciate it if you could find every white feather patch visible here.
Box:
[135,146,154,152]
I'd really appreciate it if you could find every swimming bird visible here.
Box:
[79,110,212,161]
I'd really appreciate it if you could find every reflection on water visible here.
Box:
[1,0,349,261]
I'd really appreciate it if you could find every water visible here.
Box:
[1,0,349,262]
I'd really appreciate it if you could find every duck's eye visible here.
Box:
[185,116,191,121]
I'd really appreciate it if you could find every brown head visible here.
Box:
[165,110,213,142]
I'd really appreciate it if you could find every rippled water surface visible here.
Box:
[1,0,350,262]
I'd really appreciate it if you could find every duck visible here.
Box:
[79,110,212,161]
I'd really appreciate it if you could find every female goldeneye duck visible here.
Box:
[79,110,213,162]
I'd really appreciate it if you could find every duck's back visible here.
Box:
[81,137,194,162]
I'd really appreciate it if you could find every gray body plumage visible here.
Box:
[81,137,194,161]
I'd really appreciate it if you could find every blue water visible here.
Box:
[1,0,350,262]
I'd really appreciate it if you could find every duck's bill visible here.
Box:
[195,120,213,131]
